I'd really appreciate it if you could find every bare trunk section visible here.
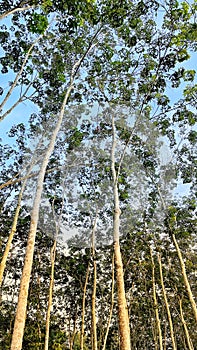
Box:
[91,213,98,350]
[179,297,194,350]
[0,182,25,287]
[157,253,176,350]
[10,34,100,350]
[68,315,77,350]
[44,240,56,350]
[45,188,65,350]
[172,234,197,323]
[150,248,163,350]
[114,242,131,350]
[102,254,115,350]
[0,143,42,287]
[111,115,131,350]
[80,263,90,350]
[92,259,97,350]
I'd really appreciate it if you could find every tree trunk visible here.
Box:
[172,234,197,323]
[91,213,98,350]
[0,144,42,287]
[179,297,194,350]
[80,263,90,350]
[114,242,131,350]
[150,248,163,350]
[102,254,115,350]
[92,259,97,350]
[157,253,176,350]
[44,240,56,350]
[111,114,131,350]
[0,182,25,287]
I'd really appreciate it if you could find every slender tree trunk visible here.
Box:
[0,145,41,287]
[45,192,65,350]
[80,263,90,350]
[0,180,27,287]
[172,234,197,323]
[69,315,77,350]
[157,253,176,350]
[179,297,194,350]
[10,38,98,350]
[92,259,97,350]
[111,115,131,350]
[91,213,98,350]
[150,248,163,350]
[44,240,56,350]
[36,253,42,347]
[102,254,115,350]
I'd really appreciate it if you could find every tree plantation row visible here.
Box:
[0,1,196,349]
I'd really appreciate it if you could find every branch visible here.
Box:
[0,4,34,20]
[0,18,55,121]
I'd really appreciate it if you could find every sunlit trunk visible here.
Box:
[80,263,90,350]
[91,213,98,350]
[0,182,25,287]
[172,234,197,323]
[111,114,131,350]
[157,253,176,350]
[102,254,115,350]
[150,248,163,350]
[179,297,194,350]
[44,240,56,350]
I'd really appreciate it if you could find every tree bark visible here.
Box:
[102,254,115,350]
[0,145,41,287]
[91,213,98,350]
[172,234,197,323]
[111,114,131,350]
[92,259,97,350]
[157,253,176,350]
[179,297,194,350]
[44,240,56,350]
[0,182,25,287]
[150,248,163,350]
[80,263,90,350]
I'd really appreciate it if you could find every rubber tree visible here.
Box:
[111,113,131,350]
[10,32,101,349]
